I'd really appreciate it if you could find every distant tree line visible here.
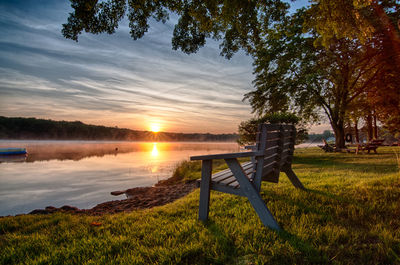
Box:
[307,131,335,143]
[0,117,238,142]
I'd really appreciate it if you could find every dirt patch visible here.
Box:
[28,180,198,216]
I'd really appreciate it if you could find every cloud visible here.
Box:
[0,0,256,133]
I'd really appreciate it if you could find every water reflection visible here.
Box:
[0,141,239,216]
[151,143,159,157]
[150,143,159,173]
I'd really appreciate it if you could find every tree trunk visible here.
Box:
[331,121,346,149]
[373,112,378,139]
[366,113,373,141]
[354,118,359,143]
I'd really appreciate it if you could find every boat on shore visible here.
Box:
[0,148,27,155]
[0,154,27,163]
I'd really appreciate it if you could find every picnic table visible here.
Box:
[346,139,385,154]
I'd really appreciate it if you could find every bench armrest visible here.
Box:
[244,145,256,150]
[190,151,261,161]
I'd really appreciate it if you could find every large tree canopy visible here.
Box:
[62,0,288,58]
[244,8,391,148]
[305,0,400,47]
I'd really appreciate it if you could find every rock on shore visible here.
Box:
[29,181,197,216]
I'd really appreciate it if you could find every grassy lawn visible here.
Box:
[1,147,400,264]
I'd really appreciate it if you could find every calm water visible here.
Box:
[0,141,239,216]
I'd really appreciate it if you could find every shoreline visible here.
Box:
[27,177,198,216]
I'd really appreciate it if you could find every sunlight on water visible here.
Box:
[151,143,159,157]
[0,140,239,216]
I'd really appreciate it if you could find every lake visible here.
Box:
[0,141,239,216]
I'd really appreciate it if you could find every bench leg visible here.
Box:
[225,158,280,230]
[199,159,212,222]
[283,167,306,190]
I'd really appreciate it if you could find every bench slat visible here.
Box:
[211,183,244,196]
[212,162,253,182]
[217,176,237,185]
[263,154,279,166]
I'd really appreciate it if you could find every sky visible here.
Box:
[0,0,329,134]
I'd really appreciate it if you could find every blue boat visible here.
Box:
[0,148,27,155]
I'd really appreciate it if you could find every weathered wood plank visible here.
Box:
[212,172,233,183]
[282,141,292,147]
[215,167,254,185]
[286,128,296,165]
[191,151,259,161]
[264,124,281,130]
[217,176,238,185]
[265,140,280,148]
[268,124,284,182]
[212,164,254,189]
[211,168,232,178]
[283,135,294,141]
[281,124,295,130]
[281,131,293,137]
[212,162,253,182]
[263,154,279,166]
[261,167,275,178]
[262,160,277,169]
[199,160,212,221]
[227,180,240,189]
[212,183,244,196]
[267,131,281,139]
[282,166,305,190]
[264,146,280,155]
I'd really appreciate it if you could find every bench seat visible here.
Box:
[196,161,254,195]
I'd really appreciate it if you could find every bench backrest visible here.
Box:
[253,124,296,183]
[369,139,384,146]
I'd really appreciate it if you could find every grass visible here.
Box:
[159,158,249,185]
[1,147,400,264]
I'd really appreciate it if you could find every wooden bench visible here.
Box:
[190,124,305,230]
[356,139,384,154]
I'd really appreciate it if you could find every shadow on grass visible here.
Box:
[201,219,328,264]
[276,230,329,264]
[199,220,237,264]
[306,188,358,205]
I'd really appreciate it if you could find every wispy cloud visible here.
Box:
[0,0,256,133]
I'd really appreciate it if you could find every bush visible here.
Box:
[237,112,308,145]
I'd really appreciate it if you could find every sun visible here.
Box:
[150,124,161,133]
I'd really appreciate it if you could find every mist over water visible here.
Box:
[0,141,239,216]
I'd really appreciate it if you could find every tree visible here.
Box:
[363,27,400,136]
[62,0,288,58]
[237,112,307,145]
[304,0,400,52]
[244,8,386,148]
[305,0,400,136]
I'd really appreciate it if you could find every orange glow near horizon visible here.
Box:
[150,123,161,133]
